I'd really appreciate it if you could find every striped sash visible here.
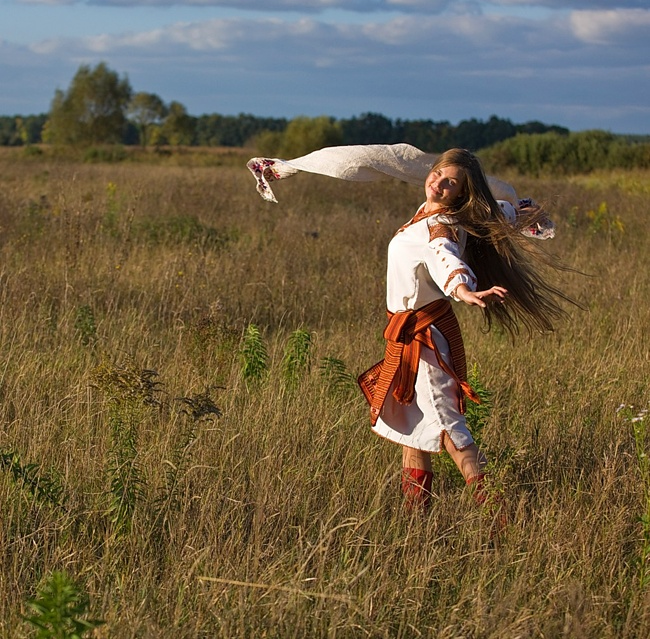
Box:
[358,299,480,425]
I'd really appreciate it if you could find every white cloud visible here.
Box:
[4,3,650,132]
[487,1,650,8]
[18,0,76,5]
[24,14,500,61]
[570,8,650,44]
[15,0,650,9]
[21,11,647,79]
[17,0,450,9]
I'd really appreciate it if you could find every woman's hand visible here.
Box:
[455,284,508,308]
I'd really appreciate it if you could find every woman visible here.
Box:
[358,148,569,510]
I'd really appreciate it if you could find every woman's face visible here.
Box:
[424,165,466,209]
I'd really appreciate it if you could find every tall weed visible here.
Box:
[282,328,313,389]
[0,450,66,511]
[92,362,162,534]
[22,571,104,638]
[620,404,650,591]
[240,324,269,384]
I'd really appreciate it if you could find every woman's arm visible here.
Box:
[454,284,508,308]
[426,221,478,299]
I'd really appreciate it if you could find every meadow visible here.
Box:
[0,147,649,637]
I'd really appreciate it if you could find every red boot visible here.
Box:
[401,467,433,511]
[466,473,488,505]
[466,473,507,536]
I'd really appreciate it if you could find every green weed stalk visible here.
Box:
[282,329,313,389]
[0,450,67,511]
[155,391,222,522]
[92,362,162,534]
[623,405,650,590]
[240,324,269,385]
[22,571,104,638]
[319,356,358,397]
[73,304,97,346]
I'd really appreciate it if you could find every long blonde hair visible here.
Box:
[432,148,573,336]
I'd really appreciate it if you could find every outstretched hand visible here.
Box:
[455,284,508,308]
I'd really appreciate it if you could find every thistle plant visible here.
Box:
[176,391,222,422]
[188,304,240,385]
[0,450,67,511]
[464,363,493,442]
[92,362,162,534]
[156,423,197,522]
[155,391,222,520]
[319,356,358,397]
[240,324,269,385]
[23,571,104,638]
[619,403,650,590]
[282,328,313,389]
[73,304,97,346]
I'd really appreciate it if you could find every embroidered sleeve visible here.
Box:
[517,198,556,239]
[426,221,477,300]
[495,198,555,240]
[428,222,457,243]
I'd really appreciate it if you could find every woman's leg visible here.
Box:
[402,446,433,472]
[442,438,486,482]
[401,446,433,509]
[443,436,505,531]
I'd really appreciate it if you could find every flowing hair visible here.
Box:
[432,148,574,336]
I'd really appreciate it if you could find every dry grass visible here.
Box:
[0,149,649,637]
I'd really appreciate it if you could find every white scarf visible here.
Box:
[246,144,554,239]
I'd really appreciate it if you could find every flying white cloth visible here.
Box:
[246,143,554,239]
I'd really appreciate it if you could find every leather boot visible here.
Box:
[466,473,507,536]
[401,467,433,510]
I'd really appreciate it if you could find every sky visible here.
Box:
[1,1,649,134]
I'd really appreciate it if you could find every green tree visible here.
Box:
[159,101,196,146]
[340,112,395,145]
[194,113,287,147]
[395,119,453,153]
[278,116,343,157]
[0,116,45,145]
[43,62,132,146]
[128,91,167,147]
[254,129,283,156]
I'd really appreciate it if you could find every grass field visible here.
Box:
[0,147,649,637]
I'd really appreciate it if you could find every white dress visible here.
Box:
[371,206,478,453]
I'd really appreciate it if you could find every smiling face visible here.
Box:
[424,165,466,211]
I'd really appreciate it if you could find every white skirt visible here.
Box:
[371,326,475,453]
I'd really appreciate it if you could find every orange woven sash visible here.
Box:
[358,299,480,425]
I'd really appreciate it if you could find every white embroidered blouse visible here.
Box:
[386,207,477,313]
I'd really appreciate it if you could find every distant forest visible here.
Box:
[0,111,569,154]
[2,63,649,174]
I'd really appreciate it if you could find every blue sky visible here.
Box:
[1,1,649,134]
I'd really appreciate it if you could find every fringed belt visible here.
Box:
[358,299,480,425]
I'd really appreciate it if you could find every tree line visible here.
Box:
[1,62,567,153]
[2,62,649,173]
